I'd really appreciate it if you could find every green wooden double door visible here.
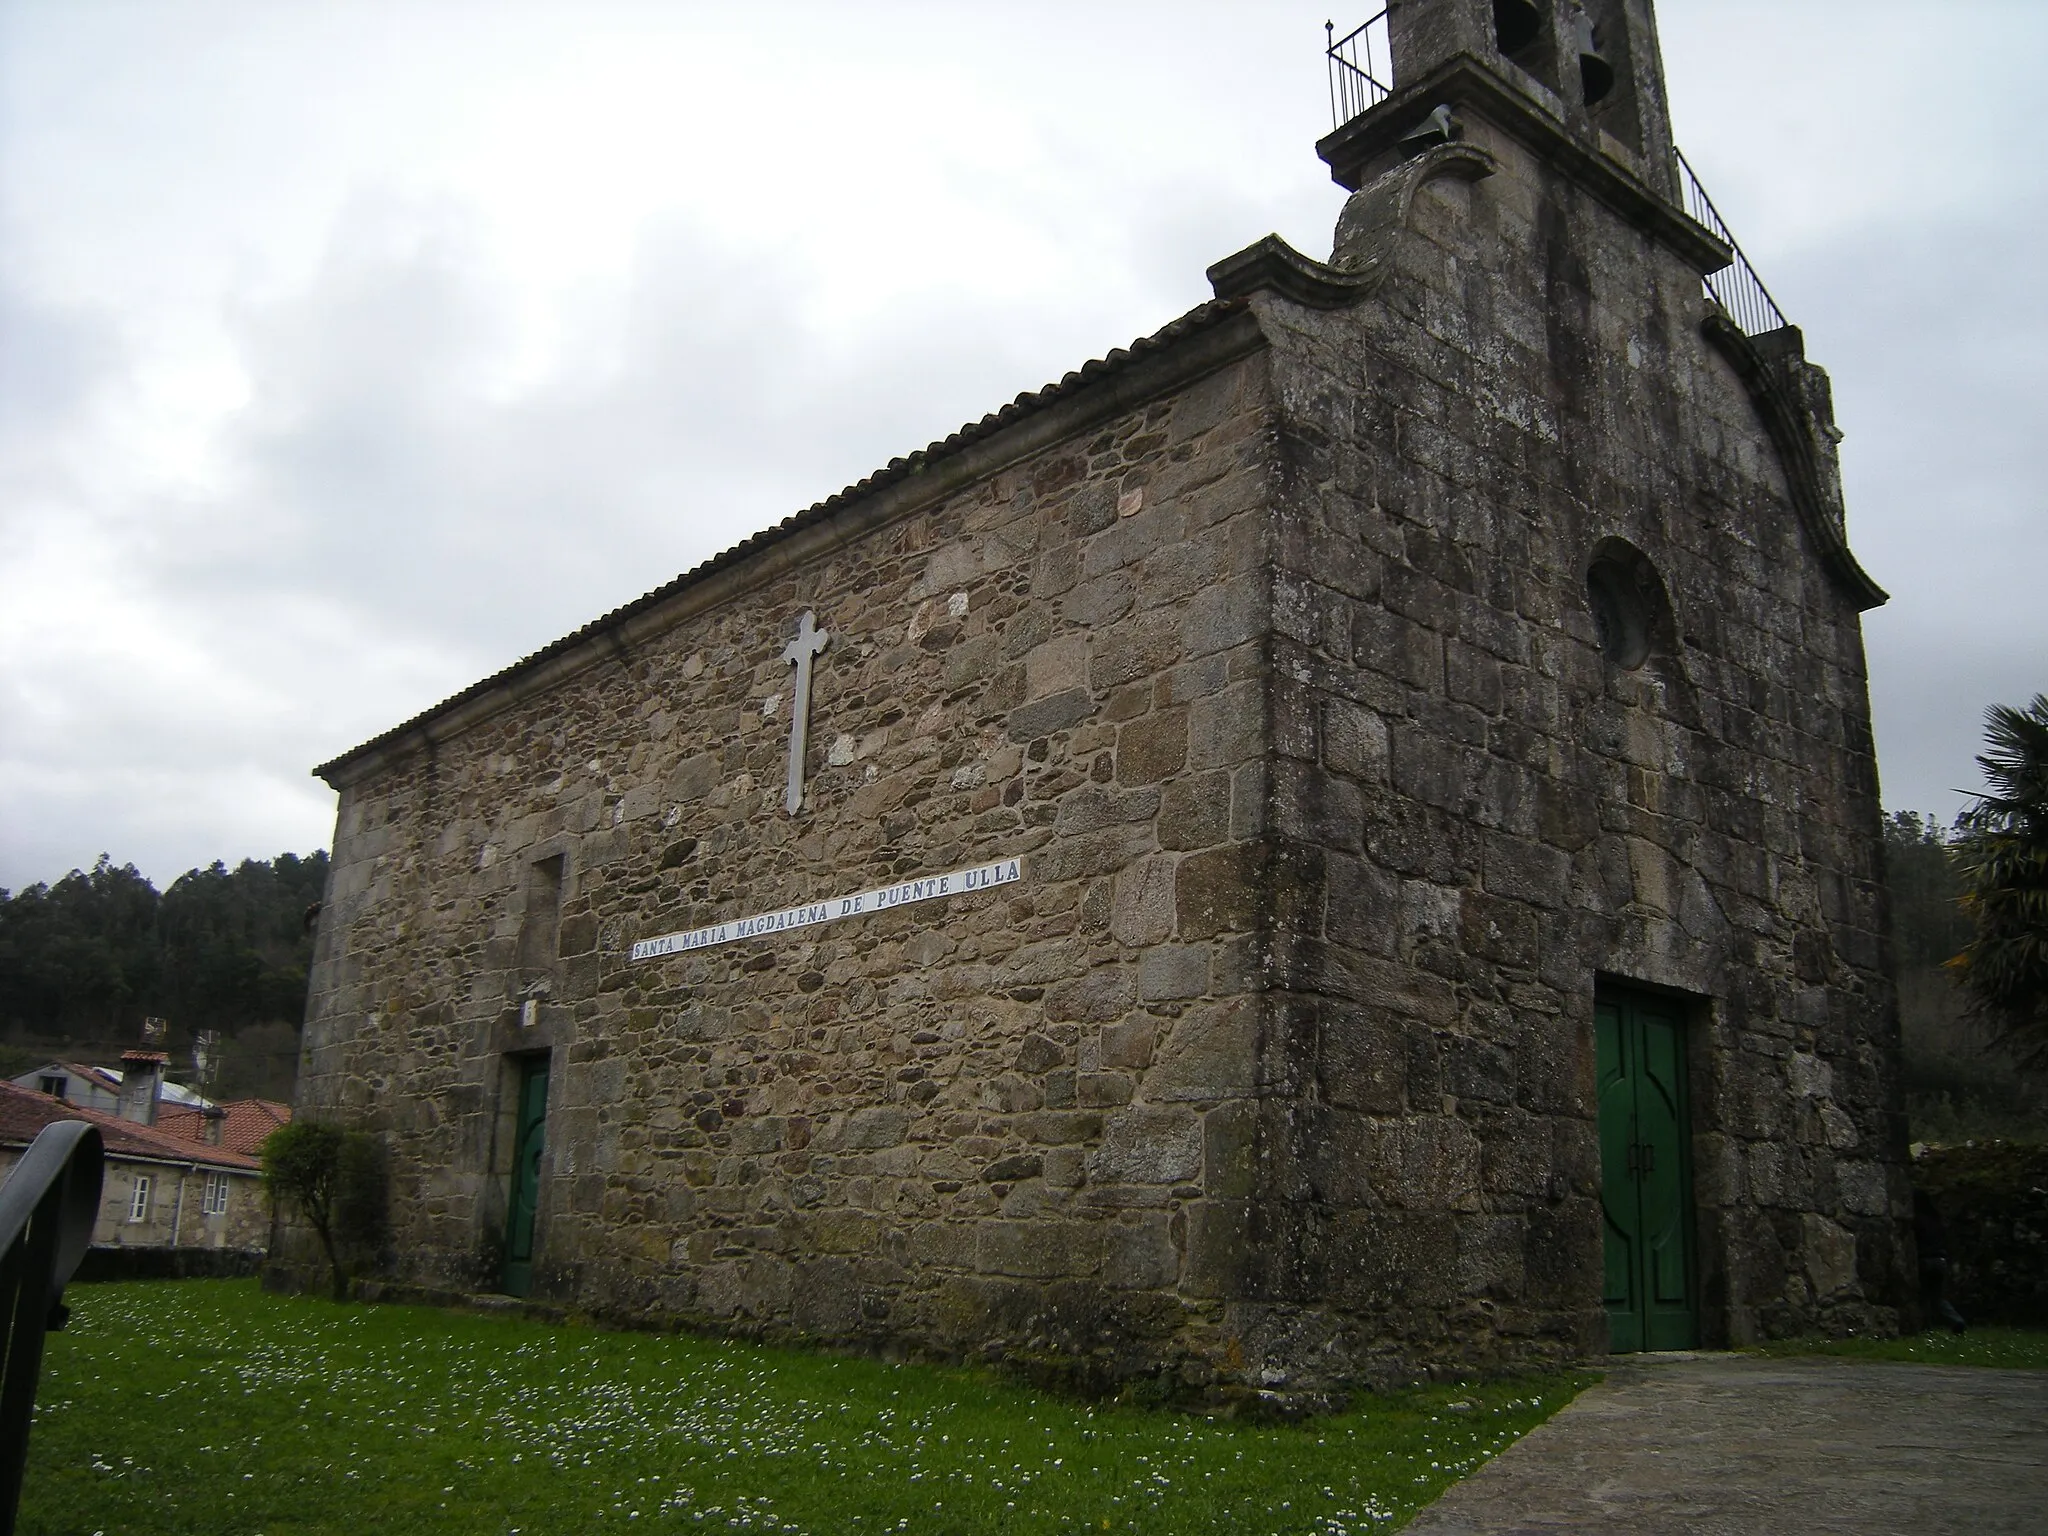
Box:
[501,1054,549,1297]
[1597,987,1698,1351]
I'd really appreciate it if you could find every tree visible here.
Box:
[1883,811,1974,968]
[0,857,161,1035]
[262,1120,384,1300]
[0,847,328,1050]
[1949,694,2048,1070]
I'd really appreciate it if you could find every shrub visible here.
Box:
[261,1120,387,1300]
[1912,1142,2048,1326]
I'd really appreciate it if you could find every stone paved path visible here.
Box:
[1404,1354,2048,1536]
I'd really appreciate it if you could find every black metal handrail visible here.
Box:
[0,1121,103,1536]
[1676,147,1789,337]
[1326,11,1392,129]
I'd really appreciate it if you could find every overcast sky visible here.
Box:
[1,1,2042,893]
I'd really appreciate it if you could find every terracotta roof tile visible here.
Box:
[0,1080,260,1171]
[156,1099,292,1158]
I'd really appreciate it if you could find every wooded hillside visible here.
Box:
[0,851,327,1101]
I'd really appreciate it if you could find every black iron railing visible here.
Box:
[1326,11,1392,129]
[1676,148,1789,337]
[0,1121,103,1535]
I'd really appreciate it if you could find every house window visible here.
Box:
[129,1175,153,1223]
[203,1171,231,1217]
[38,1075,65,1099]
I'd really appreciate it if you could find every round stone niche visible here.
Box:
[1584,538,1673,670]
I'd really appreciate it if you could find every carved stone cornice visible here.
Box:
[1207,143,1498,308]
[1702,314,1888,611]
[1317,54,1731,278]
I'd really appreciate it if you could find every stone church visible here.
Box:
[293,0,1912,1392]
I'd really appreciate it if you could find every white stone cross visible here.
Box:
[781,609,830,814]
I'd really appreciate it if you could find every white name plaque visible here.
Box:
[629,856,1023,962]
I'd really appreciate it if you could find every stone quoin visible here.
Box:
[288,0,1912,1396]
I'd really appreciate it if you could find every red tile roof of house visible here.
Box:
[156,1099,292,1158]
[0,1080,260,1171]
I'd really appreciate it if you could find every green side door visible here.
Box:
[501,1055,550,1297]
[1597,989,1697,1351]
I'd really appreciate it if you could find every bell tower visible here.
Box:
[1321,0,1681,206]
[1259,0,1902,1371]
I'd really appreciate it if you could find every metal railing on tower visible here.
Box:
[1326,11,1393,129]
[1320,14,1791,341]
[1676,148,1790,337]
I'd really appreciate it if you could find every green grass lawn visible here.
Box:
[1752,1325,2048,1371]
[22,1281,1587,1536]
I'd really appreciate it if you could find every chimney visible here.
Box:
[118,1050,168,1125]
[200,1106,227,1146]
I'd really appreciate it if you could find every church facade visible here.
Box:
[293,0,1911,1394]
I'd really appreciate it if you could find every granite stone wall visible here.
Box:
[292,7,1910,1392]
[1226,115,1908,1372]
[0,1148,271,1252]
[296,336,1313,1388]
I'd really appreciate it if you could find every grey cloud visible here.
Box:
[0,277,125,519]
[4,3,2045,890]
[1777,196,2048,822]
[4,186,1219,887]
[197,196,1106,670]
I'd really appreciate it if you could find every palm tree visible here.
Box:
[1948,694,2048,1069]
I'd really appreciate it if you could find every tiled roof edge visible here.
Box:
[0,1086,263,1170]
[314,297,1253,784]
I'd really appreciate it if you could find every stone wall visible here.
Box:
[296,20,1911,1389]
[300,329,1307,1387]
[0,1148,270,1252]
[75,1244,268,1283]
[1229,114,1909,1369]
